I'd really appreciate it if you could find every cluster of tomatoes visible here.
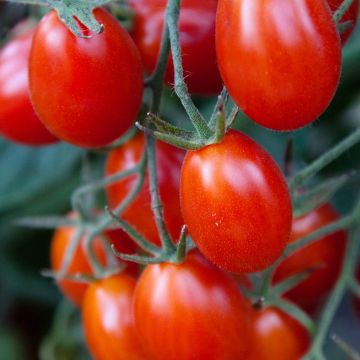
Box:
[0,0,359,359]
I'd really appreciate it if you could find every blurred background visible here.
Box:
[0,2,360,359]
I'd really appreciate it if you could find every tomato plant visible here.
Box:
[216,0,342,131]
[247,307,310,360]
[29,8,143,148]
[180,130,292,273]
[82,274,146,360]
[128,0,222,95]
[133,251,250,360]
[328,0,359,44]
[106,133,184,246]
[0,26,57,146]
[50,220,107,307]
[273,204,347,312]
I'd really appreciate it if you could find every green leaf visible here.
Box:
[0,140,82,212]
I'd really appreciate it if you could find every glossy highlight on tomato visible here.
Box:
[106,133,184,246]
[128,0,222,95]
[29,8,143,148]
[328,0,359,44]
[180,130,292,273]
[247,307,310,360]
[216,0,342,131]
[82,274,146,360]
[273,204,347,310]
[0,26,57,146]
[50,220,107,307]
[133,252,250,360]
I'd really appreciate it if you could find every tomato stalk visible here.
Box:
[333,0,356,23]
[289,127,360,192]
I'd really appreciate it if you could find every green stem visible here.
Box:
[333,0,355,23]
[166,0,212,139]
[289,127,360,191]
[146,133,176,254]
[304,225,360,359]
[83,232,105,277]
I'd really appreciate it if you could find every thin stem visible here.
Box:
[286,214,355,256]
[289,127,360,191]
[304,226,360,359]
[166,0,212,139]
[83,232,106,277]
[146,133,176,254]
[333,0,355,23]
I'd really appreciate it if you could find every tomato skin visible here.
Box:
[247,307,310,360]
[29,9,143,148]
[328,0,359,45]
[128,0,222,95]
[106,133,184,246]
[180,130,292,273]
[50,222,107,307]
[273,204,347,310]
[0,27,57,146]
[133,252,250,360]
[216,0,342,131]
[82,275,146,360]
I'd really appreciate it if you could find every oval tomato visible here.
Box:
[216,0,342,131]
[247,307,310,360]
[106,133,184,246]
[128,0,222,95]
[50,215,138,306]
[82,274,146,360]
[180,130,292,273]
[0,26,57,146]
[328,0,359,45]
[29,8,143,148]
[133,252,250,360]
[273,204,347,311]
[50,220,107,307]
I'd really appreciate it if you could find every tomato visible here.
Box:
[29,8,143,148]
[50,220,107,307]
[128,0,222,95]
[273,204,347,311]
[82,274,146,360]
[216,0,342,131]
[247,307,310,360]
[133,252,250,360]
[328,0,359,45]
[0,26,57,146]
[50,215,138,306]
[106,133,184,246]
[180,130,292,273]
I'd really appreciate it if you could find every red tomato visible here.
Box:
[29,8,143,148]
[180,130,292,273]
[216,0,342,131]
[50,221,107,307]
[128,0,222,95]
[273,204,347,311]
[106,133,184,246]
[328,0,359,45]
[82,274,146,360]
[133,252,250,360]
[247,307,310,360]
[0,27,57,146]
